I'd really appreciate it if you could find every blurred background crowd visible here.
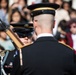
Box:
[0,0,76,75]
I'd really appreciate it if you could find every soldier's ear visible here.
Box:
[33,18,38,29]
[53,19,55,28]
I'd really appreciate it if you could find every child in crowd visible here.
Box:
[10,8,25,24]
[55,20,68,43]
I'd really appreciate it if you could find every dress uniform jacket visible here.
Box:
[11,36,76,75]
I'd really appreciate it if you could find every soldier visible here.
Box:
[11,3,76,75]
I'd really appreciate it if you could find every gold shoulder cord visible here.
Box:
[59,42,74,50]
[19,42,33,66]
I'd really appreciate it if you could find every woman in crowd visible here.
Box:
[0,0,8,14]
[62,1,71,13]
[0,0,9,24]
[66,18,76,51]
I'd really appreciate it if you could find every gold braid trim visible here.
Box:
[59,42,74,50]
[32,7,55,12]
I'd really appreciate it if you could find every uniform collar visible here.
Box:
[37,33,53,39]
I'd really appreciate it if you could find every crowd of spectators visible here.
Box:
[0,0,76,52]
[0,0,76,51]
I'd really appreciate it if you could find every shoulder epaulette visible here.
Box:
[59,42,74,50]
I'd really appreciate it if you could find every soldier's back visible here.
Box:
[22,37,76,75]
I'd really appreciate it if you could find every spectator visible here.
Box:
[69,8,76,19]
[0,0,8,14]
[18,0,27,11]
[53,0,70,35]
[22,6,31,22]
[62,1,71,13]
[0,23,15,50]
[55,20,68,43]
[0,0,9,24]
[10,8,25,24]
[66,18,76,51]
